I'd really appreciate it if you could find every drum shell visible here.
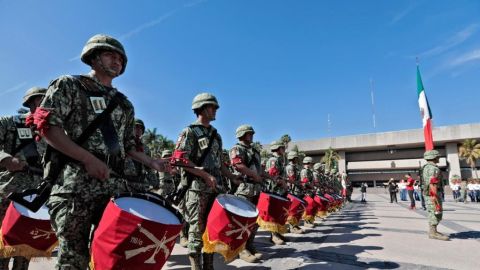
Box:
[314,195,327,211]
[286,194,305,224]
[0,202,57,258]
[303,195,319,217]
[91,196,183,270]
[203,195,258,262]
[257,192,290,225]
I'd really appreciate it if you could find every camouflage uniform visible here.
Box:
[0,114,46,270]
[176,120,223,255]
[265,141,286,196]
[39,35,136,269]
[422,150,449,240]
[155,150,176,197]
[285,153,303,197]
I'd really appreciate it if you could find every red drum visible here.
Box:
[323,193,337,211]
[302,195,319,223]
[286,194,306,226]
[202,194,258,262]
[314,195,328,218]
[0,195,58,258]
[256,192,291,234]
[90,193,183,270]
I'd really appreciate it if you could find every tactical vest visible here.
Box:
[9,115,41,168]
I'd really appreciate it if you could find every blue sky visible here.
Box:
[1,0,479,149]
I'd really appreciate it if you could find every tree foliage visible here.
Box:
[143,128,175,158]
[459,139,480,179]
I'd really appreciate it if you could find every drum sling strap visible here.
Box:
[8,91,125,212]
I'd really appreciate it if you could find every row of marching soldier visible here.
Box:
[0,33,349,270]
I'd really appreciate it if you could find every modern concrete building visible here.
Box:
[288,123,480,186]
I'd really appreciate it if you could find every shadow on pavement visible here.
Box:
[449,230,480,240]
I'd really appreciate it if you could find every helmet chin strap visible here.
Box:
[94,55,120,78]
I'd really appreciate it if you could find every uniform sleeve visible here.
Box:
[174,127,196,161]
[230,146,243,166]
[0,117,13,162]
[286,165,296,181]
[267,158,280,177]
[38,77,75,129]
[300,169,309,183]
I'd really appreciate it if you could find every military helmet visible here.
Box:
[161,149,172,158]
[313,163,322,170]
[303,156,313,164]
[424,150,440,160]
[270,140,284,152]
[287,151,298,160]
[191,93,219,110]
[236,124,255,139]
[81,34,127,74]
[22,87,47,107]
[134,118,145,131]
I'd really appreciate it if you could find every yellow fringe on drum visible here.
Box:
[302,213,315,223]
[202,229,246,263]
[256,217,287,234]
[316,210,327,218]
[0,229,58,259]
[286,216,299,226]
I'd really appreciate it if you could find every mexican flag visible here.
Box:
[417,66,434,150]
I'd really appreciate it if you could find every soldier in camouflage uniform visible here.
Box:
[155,149,177,197]
[35,34,169,269]
[264,140,288,245]
[0,87,47,270]
[285,151,305,234]
[230,125,264,263]
[174,93,238,270]
[300,156,316,228]
[422,150,449,241]
[123,118,158,192]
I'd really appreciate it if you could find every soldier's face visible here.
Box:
[28,96,43,113]
[243,133,253,143]
[96,51,123,77]
[134,125,144,138]
[203,105,217,121]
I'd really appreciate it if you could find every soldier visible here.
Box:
[300,156,316,228]
[173,93,238,270]
[264,140,288,245]
[123,118,158,192]
[34,34,169,269]
[285,151,305,234]
[422,150,449,241]
[230,125,264,263]
[156,149,177,197]
[0,87,47,270]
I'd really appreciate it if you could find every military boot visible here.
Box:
[188,254,202,270]
[428,225,449,241]
[291,225,305,234]
[179,230,188,247]
[245,233,262,259]
[203,252,214,270]
[270,232,285,245]
[303,220,315,228]
[239,249,258,263]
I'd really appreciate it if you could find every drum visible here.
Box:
[0,195,58,258]
[256,192,291,234]
[90,193,183,270]
[202,194,258,262]
[286,194,306,226]
[323,193,337,211]
[302,195,319,223]
[314,195,328,218]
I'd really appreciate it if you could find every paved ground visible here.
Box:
[25,188,480,269]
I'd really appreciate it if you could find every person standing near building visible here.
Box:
[405,173,416,209]
[422,150,449,241]
[387,178,398,203]
[398,179,407,201]
[360,182,367,203]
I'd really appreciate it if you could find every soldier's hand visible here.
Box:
[84,156,109,180]
[1,157,27,172]
[205,175,217,192]
[151,158,171,173]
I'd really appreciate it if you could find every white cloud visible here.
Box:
[449,49,480,67]
[390,3,418,25]
[0,82,27,96]
[420,24,479,57]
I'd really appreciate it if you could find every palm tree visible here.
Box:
[280,134,292,150]
[143,128,175,158]
[459,139,480,179]
[291,144,306,162]
[321,147,340,172]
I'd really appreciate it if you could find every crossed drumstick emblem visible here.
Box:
[124,224,177,264]
[225,216,256,240]
[30,228,55,240]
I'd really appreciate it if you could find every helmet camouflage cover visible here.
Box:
[313,163,322,170]
[287,151,298,160]
[191,93,219,110]
[424,150,440,160]
[303,156,313,164]
[270,140,284,152]
[81,34,127,74]
[236,124,255,139]
[22,87,47,107]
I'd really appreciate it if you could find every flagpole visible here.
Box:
[370,78,376,129]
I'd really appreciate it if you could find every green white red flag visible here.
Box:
[417,65,434,150]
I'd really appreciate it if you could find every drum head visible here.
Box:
[217,194,258,218]
[288,194,306,205]
[266,193,289,202]
[13,195,50,220]
[115,197,180,225]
